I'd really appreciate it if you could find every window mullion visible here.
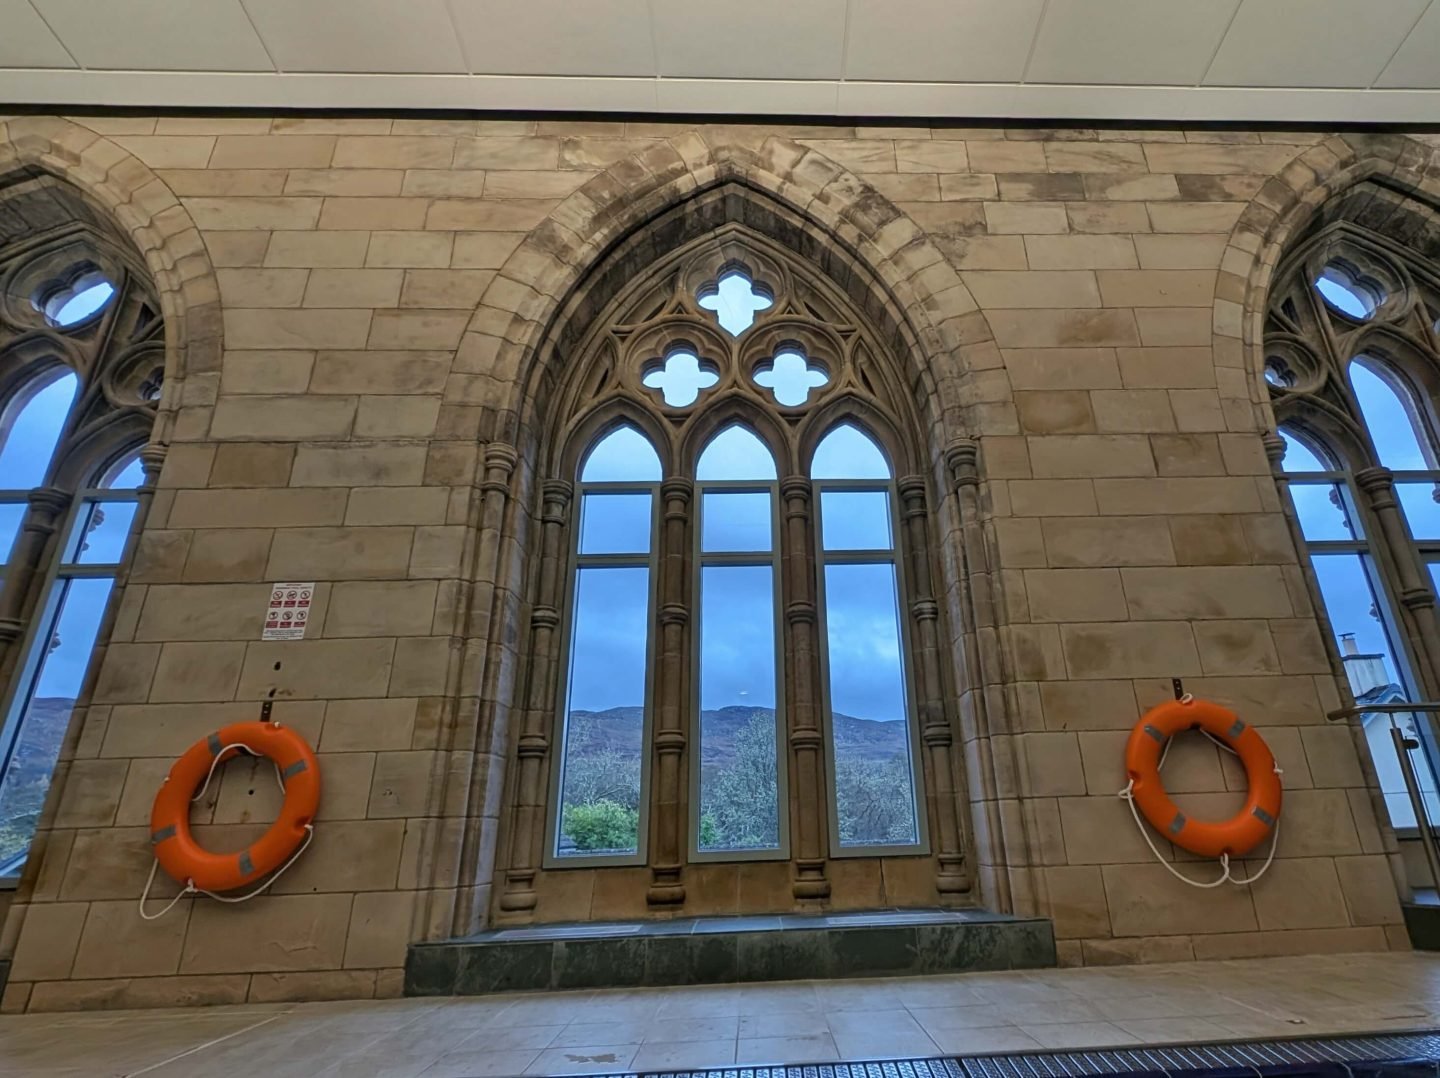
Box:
[778,476,830,898]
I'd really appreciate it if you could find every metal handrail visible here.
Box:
[1329,701,1440,889]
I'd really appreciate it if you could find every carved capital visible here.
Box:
[541,479,574,514]
[1400,586,1435,612]
[516,733,550,758]
[659,602,689,626]
[779,476,812,503]
[0,618,23,645]
[660,477,694,503]
[945,439,979,488]
[1354,465,1395,499]
[789,728,824,750]
[139,443,167,485]
[654,729,687,754]
[786,600,817,625]
[921,725,954,748]
[530,606,560,630]
[911,599,939,622]
[484,441,520,473]
[26,486,71,519]
[897,475,928,517]
[1261,431,1287,469]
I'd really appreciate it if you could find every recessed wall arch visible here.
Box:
[474,153,978,924]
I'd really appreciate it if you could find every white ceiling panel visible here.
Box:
[31,0,271,72]
[449,0,654,77]
[1376,0,1440,89]
[1205,0,1431,88]
[1028,0,1240,86]
[0,0,75,68]
[242,0,465,74]
[844,0,1046,83]
[654,0,845,80]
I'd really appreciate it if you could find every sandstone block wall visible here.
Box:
[0,114,1431,1011]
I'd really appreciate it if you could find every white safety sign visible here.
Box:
[262,582,314,641]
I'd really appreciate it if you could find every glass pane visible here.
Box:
[65,499,138,565]
[580,425,661,483]
[1278,428,1331,473]
[103,453,145,489]
[812,423,891,480]
[701,491,772,553]
[0,576,114,873]
[754,349,829,407]
[0,501,24,564]
[50,279,115,327]
[1398,482,1440,541]
[1311,553,1407,697]
[1351,360,1431,471]
[1315,264,1379,320]
[555,566,650,859]
[578,493,652,555]
[697,565,780,853]
[696,426,777,481]
[1289,481,1357,541]
[820,491,894,551]
[642,349,718,408]
[0,372,77,490]
[698,270,772,337]
[822,562,919,848]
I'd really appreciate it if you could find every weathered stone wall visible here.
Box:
[0,114,1433,1012]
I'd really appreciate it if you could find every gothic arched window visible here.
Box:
[1268,183,1440,831]
[504,228,965,915]
[0,186,163,877]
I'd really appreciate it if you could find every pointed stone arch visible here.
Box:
[1215,132,1440,435]
[0,116,223,443]
[451,130,995,462]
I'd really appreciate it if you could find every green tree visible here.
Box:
[834,752,917,846]
[701,712,779,850]
[562,800,640,852]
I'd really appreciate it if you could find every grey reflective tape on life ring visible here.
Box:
[150,825,176,845]
[1228,718,1247,738]
[1143,724,1166,744]
[238,850,255,876]
[207,733,223,756]
[281,759,308,781]
[1168,812,1187,835]
[1253,806,1275,827]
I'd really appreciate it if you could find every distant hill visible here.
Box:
[567,704,908,764]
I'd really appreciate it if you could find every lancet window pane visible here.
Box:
[811,423,891,480]
[580,424,662,483]
[696,425,778,481]
[554,566,651,859]
[811,422,922,853]
[552,424,661,863]
[1350,360,1432,471]
[0,371,77,490]
[693,424,784,858]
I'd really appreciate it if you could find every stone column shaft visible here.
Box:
[499,476,571,913]
[0,487,73,677]
[1355,466,1440,695]
[898,475,970,896]
[648,478,692,905]
[781,476,829,899]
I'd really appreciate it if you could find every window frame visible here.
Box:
[543,465,662,869]
[0,481,141,876]
[811,470,930,858]
[687,469,790,864]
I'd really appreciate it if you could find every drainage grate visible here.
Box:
[558,1031,1440,1078]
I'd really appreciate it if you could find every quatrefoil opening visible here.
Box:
[698,269,773,337]
[642,348,720,408]
[753,349,829,407]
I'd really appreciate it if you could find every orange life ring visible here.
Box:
[150,721,320,892]
[1123,697,1281,859]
